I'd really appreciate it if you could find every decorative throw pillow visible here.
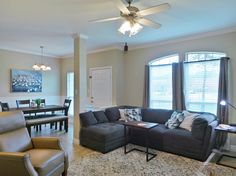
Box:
[165,111,185,129]
[119,109,127,121]
[125,108,142,121]
[179,111,199,131]
[119,108,142,122]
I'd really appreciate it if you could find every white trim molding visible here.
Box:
[0,47,58,58]
[71,33,88,39]
[73,138,80,145]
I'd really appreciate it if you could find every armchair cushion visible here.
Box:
[0,111,26,134]
[27,149,65,176]
[0,128,33,152]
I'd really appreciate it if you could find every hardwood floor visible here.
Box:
[30,120,94,161]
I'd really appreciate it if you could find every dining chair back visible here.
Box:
[0,102,10,111]
[16,99,30,108]
[64,99,72,108]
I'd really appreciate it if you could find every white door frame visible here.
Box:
[89,66,112,108]
[66,72,74,115]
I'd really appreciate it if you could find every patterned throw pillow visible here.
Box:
[165,111,185,129]
[119,108,142,122]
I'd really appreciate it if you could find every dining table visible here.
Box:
[10,105,69,116]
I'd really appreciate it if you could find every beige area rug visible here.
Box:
[68,145,235,176]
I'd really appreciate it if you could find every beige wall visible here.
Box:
[60,57,74,97]
[0,49,61,108]
[61,49,125,106]
[88,49,125,106]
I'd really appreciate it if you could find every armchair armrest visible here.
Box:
[31,137,63,150]
[0,152,38,176]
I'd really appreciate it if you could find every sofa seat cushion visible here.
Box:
[27,149,65,176]
[80,123,124,142]
[149,124,169,149]
[163,128,203,157]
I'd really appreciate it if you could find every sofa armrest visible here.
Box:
[0,152,38,176]
[191,118,208,140]
[32,137,62,150]
[201,120,218,160]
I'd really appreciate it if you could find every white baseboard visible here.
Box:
[73,138,80,145]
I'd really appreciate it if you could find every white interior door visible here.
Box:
[89,67,112,108]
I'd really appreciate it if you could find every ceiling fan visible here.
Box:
[91,0,171,37]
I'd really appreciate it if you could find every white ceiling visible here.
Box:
[0,0,236,57]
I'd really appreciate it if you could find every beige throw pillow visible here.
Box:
[119,109,127,121]
[179,111,199,131]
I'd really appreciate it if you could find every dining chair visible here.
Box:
[52,99,72,130]
[0,102,10,111]
[64,99,72,113]
[16,99,30,108]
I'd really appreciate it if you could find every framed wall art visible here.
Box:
[11,69,42,92]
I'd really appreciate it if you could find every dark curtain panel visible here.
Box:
[216,57,229,147]
[172,62,186,110]
[143,65,150,108]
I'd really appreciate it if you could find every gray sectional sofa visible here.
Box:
[79,105,218,161]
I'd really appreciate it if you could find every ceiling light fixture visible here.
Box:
[118,20,143,37]
[32,46,51,71]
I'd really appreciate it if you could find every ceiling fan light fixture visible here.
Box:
[118,20,143,37]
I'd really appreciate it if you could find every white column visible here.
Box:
[73,33,88,144]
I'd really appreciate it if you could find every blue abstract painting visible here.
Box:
[11,69,42,92]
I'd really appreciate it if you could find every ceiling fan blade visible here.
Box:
[137,18,161,29]
[90,17,121,23]
[137,3,170,17]
[113,0,130,15]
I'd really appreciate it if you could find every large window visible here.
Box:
[149,55,179,109]
[184,52,226,114]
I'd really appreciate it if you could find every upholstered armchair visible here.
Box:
[0,111,68,176]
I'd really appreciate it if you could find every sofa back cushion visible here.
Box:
[105,107,120,122]
[105,106,140,122]
[93,111,109,123]
[142,109,174,124]
[80,111,98,127]
[0,111,33,152]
